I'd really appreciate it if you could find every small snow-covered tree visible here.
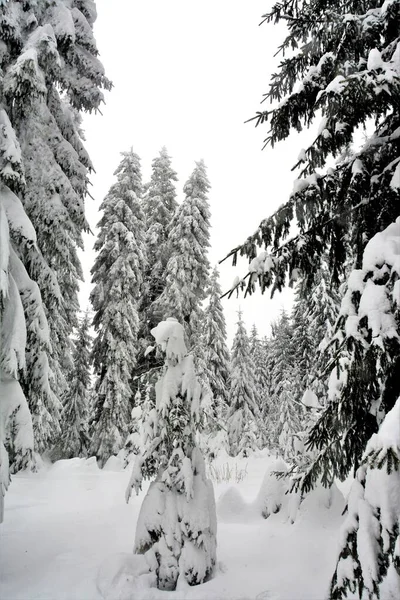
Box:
[330,397,400,600]
[52,310,92,460]
[90,150,146,466]
[155,160,211,347]
[126,318,217,591]
[227,311,259,456]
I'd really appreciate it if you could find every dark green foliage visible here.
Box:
[330,400,400,599]
[222,0,400,490]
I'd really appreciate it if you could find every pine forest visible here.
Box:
[1,1,399,599]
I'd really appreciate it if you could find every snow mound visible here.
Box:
[295,481,345,526]
[49,457,99,474]
[255,459,289,519]
[96,552,153,600]
[217,486,255,522]
[103,455,125,472]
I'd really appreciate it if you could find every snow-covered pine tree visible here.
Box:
[267,310,300,452]
[249,324,270,420]
[155,160,211,348]
[227,310,260,456]
[258,335,275,423]
[292,266,341,403]
[304,218,400,488]
[0,184,37,519]
[90,150,146,466]
[52,310,92,460]
[134,147,178,394]
[290,291,315,394]
[330,397,400,600]
[203,266,230,419]
[141,147,178,333]
[0,103,54,513]
[278,380,303,462]
[0,0,111,454]
[126,318,217,591]
[223,0,400,487]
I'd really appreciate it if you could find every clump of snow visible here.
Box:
[362,217,400,273]
[150,317,186,363]
[292,173,320,195]
[231,275,240,290]
[1,184,36,244]
[367,48,384,71]
[297,148,307,162]
[302,389,320,409]
[325,75,347,95]
[390,161,400,190]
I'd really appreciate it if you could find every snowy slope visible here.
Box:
[1,453,346,600]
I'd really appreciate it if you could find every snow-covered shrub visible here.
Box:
[207,462,248,485]
[256,458,289,519]
[126,318,217,591]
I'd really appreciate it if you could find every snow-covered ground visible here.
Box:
[1,452,347,600]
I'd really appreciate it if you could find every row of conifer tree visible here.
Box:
[48,146,342,471]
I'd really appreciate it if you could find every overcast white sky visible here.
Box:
[80,0,314,344]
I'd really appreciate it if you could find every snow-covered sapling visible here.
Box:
[126,318,217,591]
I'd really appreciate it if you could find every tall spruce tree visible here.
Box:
[0,0,111,456]
[155,160,211,348]
[268,311,303,454]
[134,147,178,390]
[291,266,341,404]
[227,310,259,456]
[142,147,178,332]
[52,310,92,460]
[222,0,400,592]
[249,325,270,412]
[90,150,146,466]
